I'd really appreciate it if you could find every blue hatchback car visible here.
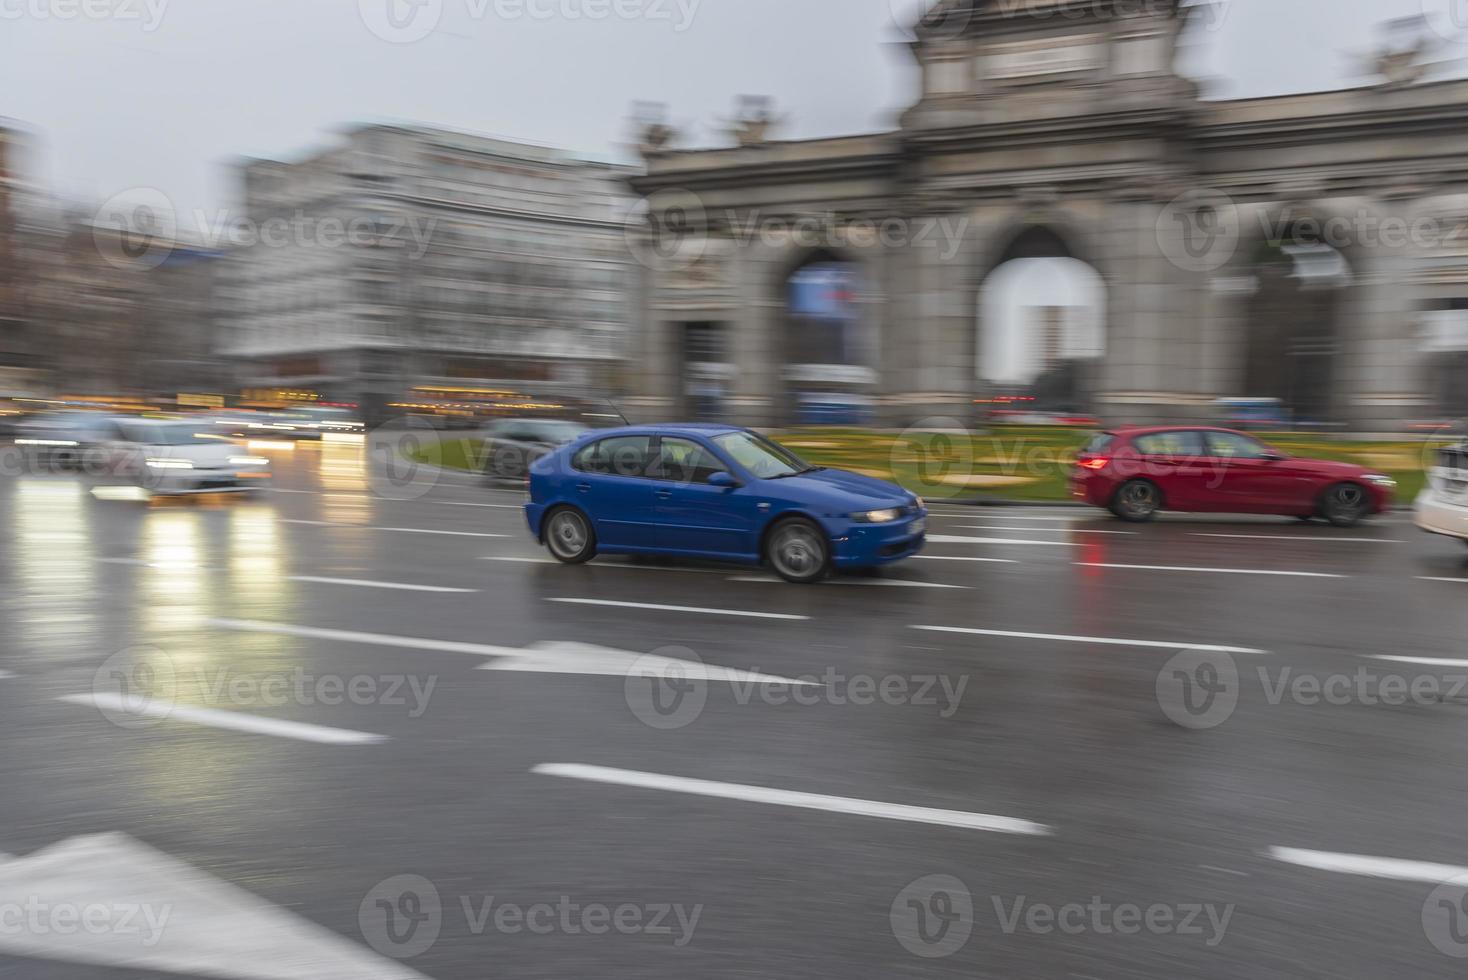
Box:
[523,424,927,583]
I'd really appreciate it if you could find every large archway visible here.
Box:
[778,249,876,426]
[977,226,1106,419]
[1238,225,1351,426]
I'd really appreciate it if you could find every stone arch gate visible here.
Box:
[626,0,1468,432]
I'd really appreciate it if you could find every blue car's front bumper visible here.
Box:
[827,511,927,569]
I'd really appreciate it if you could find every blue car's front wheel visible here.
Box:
[766,518,829,585]
[545,506,596,564]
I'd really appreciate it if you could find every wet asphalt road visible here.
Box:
[3,438,1468,978]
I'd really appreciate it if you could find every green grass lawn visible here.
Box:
[413,428,1442,504]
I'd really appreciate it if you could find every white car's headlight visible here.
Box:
[852,508,902,524]
[229,456,270,466]
[1364,474,1397,488]
[146,458,194,470]
[16,439,78,447]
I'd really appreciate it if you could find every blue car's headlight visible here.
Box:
[851,508,902,524]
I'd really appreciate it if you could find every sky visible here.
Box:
[4,0,1467,226]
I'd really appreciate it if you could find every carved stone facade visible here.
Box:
[627,0,1468,430]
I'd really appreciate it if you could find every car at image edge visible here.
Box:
[1071,426,1397,525]
[1415,443,1468,547]
[524,424,927,583]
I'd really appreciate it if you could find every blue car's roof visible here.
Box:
[585,423,746,438]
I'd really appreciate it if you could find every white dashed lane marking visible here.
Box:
[287,576,478,594]
[1076,562,1346,579]
[57,695,388,745]
[1267,847,1468,882]
[533,763,1052,836]
[282,519,509,538]
[912,624,1268,655]
[1191,533,1404,544]
[546,598,810,621]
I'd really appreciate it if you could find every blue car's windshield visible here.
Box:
[713,431,817,480]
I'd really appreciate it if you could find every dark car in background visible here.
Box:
[481,418,590,482]
[1071,426,1397,526]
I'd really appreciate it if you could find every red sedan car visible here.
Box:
[1070,427,1397,525]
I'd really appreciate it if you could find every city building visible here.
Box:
[0,122,43,397]
[628,0,1468,430]
[216,125,636,423]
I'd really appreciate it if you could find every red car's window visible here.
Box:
[1204,432,1271,459]
[1132,431,1205,456]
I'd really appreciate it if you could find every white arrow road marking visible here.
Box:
[547,598,810,621]
[287,576,478,594]
[913,625,1268,655]
[58,695,388,745]
[533,763,1051,836]
[0,832,434,978]
[1267,846,1468,882]
[480,642,816,685]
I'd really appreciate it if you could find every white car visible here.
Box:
[1416,444,1468,546]
[108,419,272,494]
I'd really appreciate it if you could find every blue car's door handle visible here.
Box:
[655,489,673,499]
[576,483,591,493]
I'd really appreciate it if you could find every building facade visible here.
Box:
[628,0,1468,431]
[217,125,636,423]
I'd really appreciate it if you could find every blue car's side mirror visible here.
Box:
[707,471,739,489]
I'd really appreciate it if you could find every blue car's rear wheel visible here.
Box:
[545,507,596,564]
[767,518,829,584]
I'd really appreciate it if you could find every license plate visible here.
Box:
[910,518,926,536]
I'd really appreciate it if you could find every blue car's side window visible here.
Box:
[649,438,724,484]
[572,436,652,478]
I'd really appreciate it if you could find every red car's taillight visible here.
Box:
[1077,456,1110,471]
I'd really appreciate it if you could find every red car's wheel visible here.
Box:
[1321,482,1370,527]
[1110,480,1162,523]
